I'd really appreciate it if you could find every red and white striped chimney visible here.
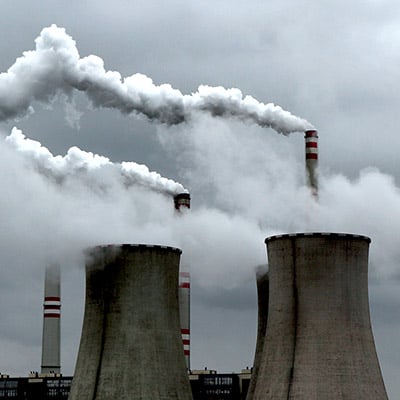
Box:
[174,192,191,370]
[305,129,318,197]
[41,264,61,374]
[179,271,190,370]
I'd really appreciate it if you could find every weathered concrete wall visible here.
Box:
[68,244,192,400]
[253,233,388,400]
[246,268,269,400]
[68,257,105,400]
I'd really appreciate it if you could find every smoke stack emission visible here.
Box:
[253,233,388,400]
[246,266,269,400]
[305,129,318,197]
[41,264,61,374]
[6,128,187,195]
[0,25,313,135]
[68,244,192,400]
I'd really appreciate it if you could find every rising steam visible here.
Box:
[6,128,186,195]
[0,25,312,134]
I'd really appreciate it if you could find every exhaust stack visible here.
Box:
[179,271,191,370]
[305,129,318,197]
[174,192,191,370]
[41,264,61,374]
[174,192,191,210]
[68,244,192,400]
[253,233,388,399]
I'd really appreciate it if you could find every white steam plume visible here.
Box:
[6,127,186,195]
[0,25,312,134]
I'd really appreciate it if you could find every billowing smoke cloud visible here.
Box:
[158,117,400,279]
[6,127,186,195]
[0,25,312,134]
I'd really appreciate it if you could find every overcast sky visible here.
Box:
[0,1,399,398]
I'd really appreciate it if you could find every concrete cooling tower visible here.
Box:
[68,244,192,400]
[246,267,269,400]
[252,232,388,400]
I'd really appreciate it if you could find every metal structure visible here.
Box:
[68,244,192,400]
[174,192,191,370]
[246,267,269,400]
[305,130,318,197]
[253,232,388,400]
[41,264,61,374]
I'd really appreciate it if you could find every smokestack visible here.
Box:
[246,267,269,400]
[174,192,191,370]
[179,271,191,370]
[41,264,61,374]
[174,192,191,210]
[68,244,192,400]
[253,233,388,399]
[305,129,318,197]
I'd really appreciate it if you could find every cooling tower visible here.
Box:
[253,233,388,400]
[68,244,192,400]
[41,264,61,374]
[246,267,269,400]
[305,130,318,197]
[174,192,191,370]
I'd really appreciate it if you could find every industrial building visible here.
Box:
[0,370,251,400]
[0,373,72,400]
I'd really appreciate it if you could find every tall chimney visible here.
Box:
[174,192,191,370]
[68,244,192,400]
[41,264,61,374]
[305,129,318,197]
[253,233,388,399]
[179,271,191,370]
[246,267,269,400]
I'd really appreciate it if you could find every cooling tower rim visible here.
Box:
[265,232,371,244]
[87,244,182,255]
